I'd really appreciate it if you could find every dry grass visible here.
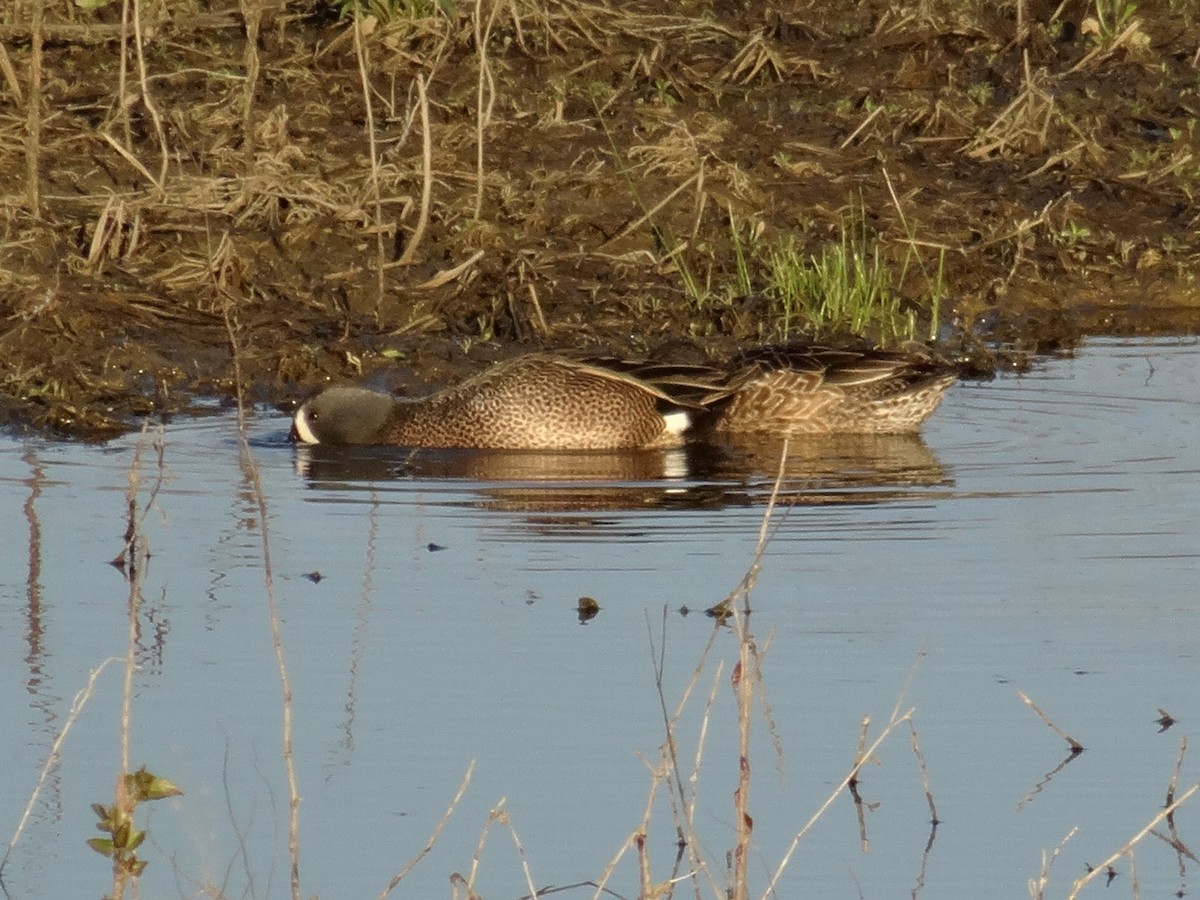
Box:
[3,0,1200,431]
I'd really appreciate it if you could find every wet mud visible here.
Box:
[2,0,1198,436]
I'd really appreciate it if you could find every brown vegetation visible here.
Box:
[2,0,1199,435]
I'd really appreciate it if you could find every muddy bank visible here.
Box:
[2,0,1198,436]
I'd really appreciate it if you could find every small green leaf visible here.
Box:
[87,837,115,856]
[127,828,146,851]
[379,348,406,359]
[91,803,109,820]
[113,821,130,849]
[126,767,183,803]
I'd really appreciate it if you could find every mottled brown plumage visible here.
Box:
[290,344,957,450]
[703,344,957,435]
[291,354,697,450]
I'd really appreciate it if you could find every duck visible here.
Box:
[290,344,958,450]
[702,343,957,436]
[290,353,708,450]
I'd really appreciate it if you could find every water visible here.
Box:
[1,337,1197,900]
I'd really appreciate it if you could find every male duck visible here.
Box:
[290,354,702,450]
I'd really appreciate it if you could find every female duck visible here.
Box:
[704,343,958,436]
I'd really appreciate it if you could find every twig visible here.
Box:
[0,42,23,104]
[1,658,122,876]
[130,0,170,186]
[724,444,790,900]
[1027,827,1077,900]
[352,12,386,311]
[222,297,302,900]
[596,173,701,252]
[411,250,485,289]
[113,422,166,899]
[1066,783,1200,899]
[376,761,475,899]
[239,0,261,164]
[839,104,883,150]
[461,798,537,897]
[708,439,789,617]
[397,73,432,267]
[762,707,916,897]
[23,0,43,212]
[1017,690,1084,753]
[908,720,939,825]
[473,0,502,220]
[99,131,161,190]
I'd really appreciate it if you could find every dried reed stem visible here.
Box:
[0,658,121,877]
[222,300,302,900]
[629,611,723,898]
[112,423,165,899]
[597,172,701,252]
[1167,736,1187,808]
[908,720,939,825]
[524,283,548,335]
[0,42,24,103]
[763,707,916,896]
[1027,827,1077,900]
[118,0,132,147]
[839,104,883,150]
[725,444,788,899]
[730,630,753,900]
[473,0,501,220]
[130,0,168,187]
[461,799,538,897]
[99,131,158,185]
[352,13,386,309]
[376,761,475,899]
[1066,783,1200,900]
[413,249,484,290]
[239,0,261,163]
[397,73,432,268]
[1017,690,1084,753]
[23,0,43,212]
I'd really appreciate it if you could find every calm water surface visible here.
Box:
[1,337,1197,899]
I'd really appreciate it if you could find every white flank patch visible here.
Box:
[292,408,320,444]
[662,410,691,437]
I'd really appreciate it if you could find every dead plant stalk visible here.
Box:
[397,73,432,268]
[23,0,43,212]
[724,441,788,900]
[112,424,165,898]
[376,761,475,899]
[239,0,261,163]
[1067,783,1200,899]
[223,297,302,900]
[352,15,386,308]
[473,0,502,220]
[125,0,168,187]
[1,659,121,877]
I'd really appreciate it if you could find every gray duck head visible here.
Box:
[292,386,398,445]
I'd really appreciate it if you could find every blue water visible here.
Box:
[1,337,1197,899]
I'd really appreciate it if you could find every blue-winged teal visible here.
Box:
[290,354,705,450]
[702,344,957,436]
[291,344,957,450]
